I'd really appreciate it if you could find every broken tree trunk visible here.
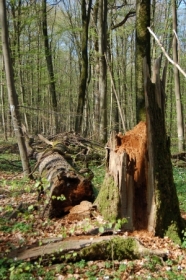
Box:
[95,58,184,243]
[33,135,94,218]
[95,122,147,231]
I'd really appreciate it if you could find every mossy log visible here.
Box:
[8,235,168,265]
[30,135,94,218]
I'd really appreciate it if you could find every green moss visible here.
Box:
[79,237,139,261]
[139,106,146,122]
[94,174,119,221]
[165,222,182,245]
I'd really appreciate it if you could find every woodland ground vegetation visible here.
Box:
[0,138,186,279]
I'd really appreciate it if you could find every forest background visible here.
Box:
[0,0,186,151]
[1,1,186,279]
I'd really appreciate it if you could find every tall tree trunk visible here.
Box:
[42,0,58,133]
[135,0,151,123]
[92,0,100,139]
[0,0,31,177]
[75,0,92,133]
[172,0,184,151]
[98,0,108,143]
[0,56,7,140]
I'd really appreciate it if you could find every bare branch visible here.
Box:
[148,27,186,78]
[104,53,126,133]
[111,11,135,30]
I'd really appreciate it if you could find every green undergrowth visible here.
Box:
[1,255,186,279]
[0,153,35,173]
[1,148,186,278]
[173,166,186,213]
[89,163,105,197]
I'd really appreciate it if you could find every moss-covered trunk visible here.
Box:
[95,59,184,243]
[136,0,151,123]
[144,59,184,242]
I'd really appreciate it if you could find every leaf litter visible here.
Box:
[0,171,186,279]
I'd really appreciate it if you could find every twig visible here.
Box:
[38,134,53,146]
[147,27,186,78]
[104,53,126,133]
[8,203,23,220]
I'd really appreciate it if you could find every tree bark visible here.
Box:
[95,59,184,243]
[75,0,92,134]
[172,0,184,152]
[135,0,151,123]
[8,235,168,264]
[98,0,108,143]
[42,0,58,133]
[0,0,32,177]
[32,136,94,218]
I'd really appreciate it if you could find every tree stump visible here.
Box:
[95,58,185,243]
[95,122,147,231]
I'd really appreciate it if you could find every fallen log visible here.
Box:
[8,235,168,264]
[26,134,94,218]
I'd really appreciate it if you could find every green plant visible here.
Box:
[144,256,162,272]
[99,218,127,233]
[9,262,34,280]
[118,263,127,272]
[90,164,105,197]
[0,221,32,233]
[75,259,86,269]
[173,166,186,212]
[0,258,10,280]
[114,218,128,231]
[181,230,186,248]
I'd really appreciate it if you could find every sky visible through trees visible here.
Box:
[0,0,185,150]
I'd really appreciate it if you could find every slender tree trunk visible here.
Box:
[75,0,92,133]
[111,34,119,132]
[92,0,100,139]
[42,0,58,133]
[172,0,184,151]
[0,0,31,177]
[135,0,151,123]
[98,0,108,143]
[0,57,7,140]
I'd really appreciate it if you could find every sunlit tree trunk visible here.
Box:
[0,0,31,177]
[92,0,100,139]
[111,33,119,132]
[42,0,58,133]
[75,0,92,133]
[0,57,7,140]
[135,0,151,123]
[98,0,108,143]
[172,0,184,151]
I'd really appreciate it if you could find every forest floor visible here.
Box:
[0,170,186,280]
[0,136,186,279]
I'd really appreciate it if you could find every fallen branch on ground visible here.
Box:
[8,235,168,264]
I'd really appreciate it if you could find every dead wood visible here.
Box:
[39,151,94,218]
[8,203,23,220]
[95,58,184,243]
[8,235,168,264]
[26,134,95,218]
[171,152,186,161]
